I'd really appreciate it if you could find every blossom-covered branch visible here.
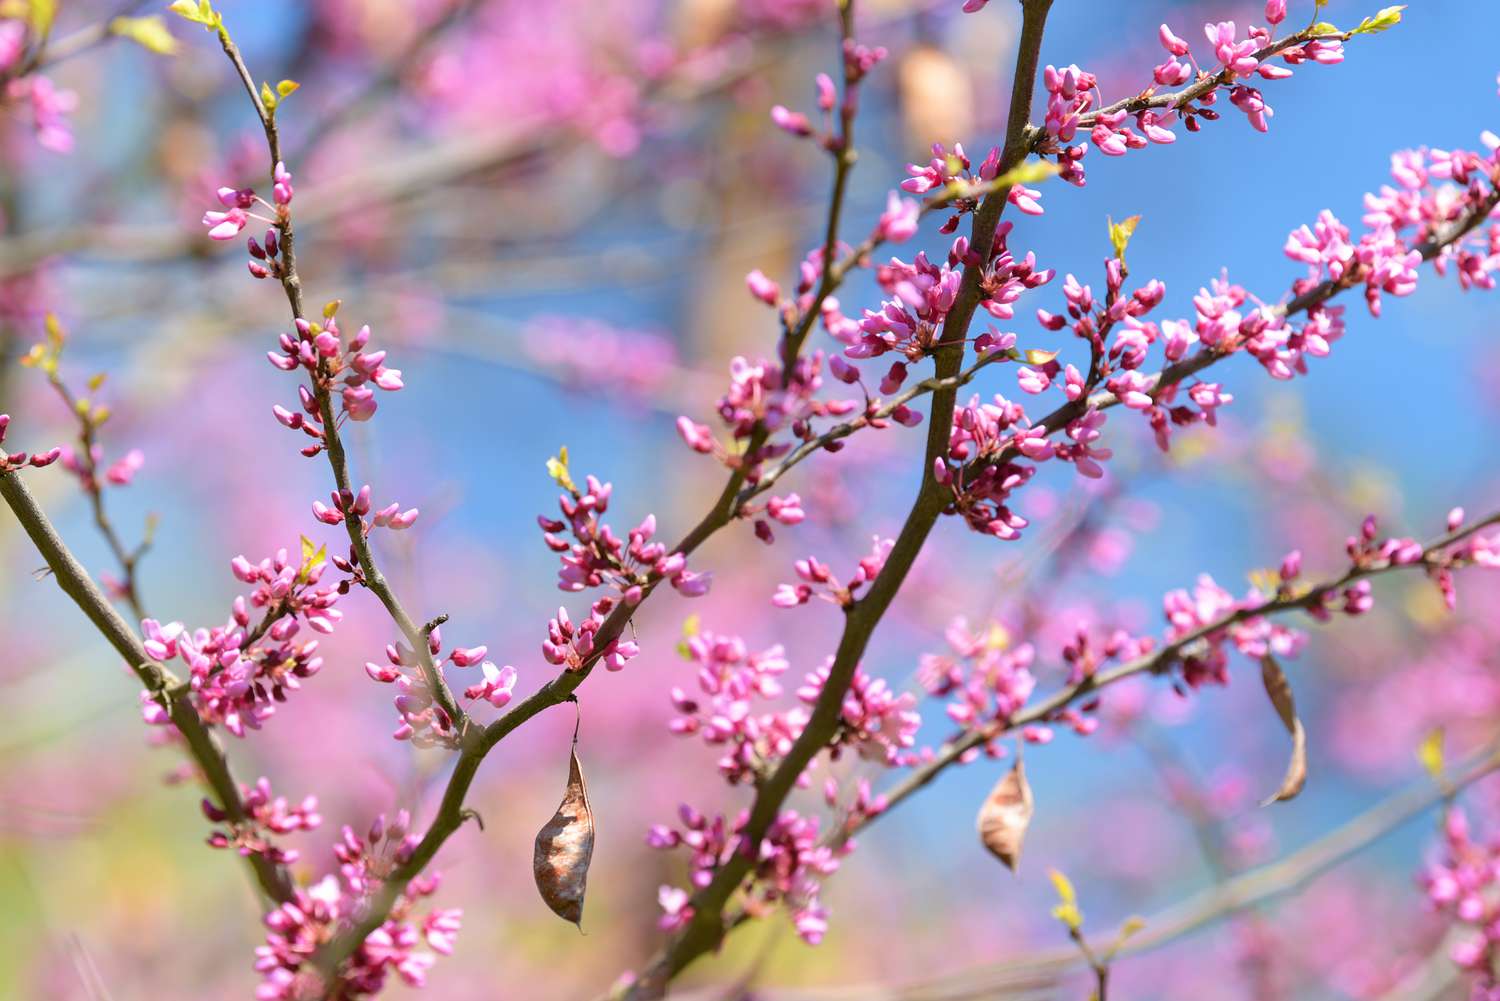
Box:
[618,3,1059,993]
[202,17,466,736]
[0,464,294,903]
[857,508,1500,844]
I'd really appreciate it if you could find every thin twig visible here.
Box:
[212,25,465,731]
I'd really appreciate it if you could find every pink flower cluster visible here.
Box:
[795,658,921,765]
[4,74,78,153]
[0,414,61,473]
[3,17,78,154]
[139,547,344,737]
[542,599,638,673]
[901,142,1046,220]
[650,805,844,945]
[311,483,419,533]
[654,613,918,942]
[668,630,800,785]
[769,38,887,152]
[267,312,405,431]
[932,393,1056,540]
[255,814,459,1000]
[920,617,1038,731]
[828,220,1050,380]
[203,162,294,245]
[540,481,707,598]
[365,625,508,745]
[772,534,894,608]
[1422,807,1500,994]
[1293,134,1500,311]
[1162,573,1307,689]
[676,351,857,485]
[1025,11,1346,187]
[203,776,321,864]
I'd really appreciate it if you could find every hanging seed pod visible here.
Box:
[533,745,594,926]
[1259,654,1308,806]
[977,750,1034,871]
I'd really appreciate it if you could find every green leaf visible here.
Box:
[110,15,179,55]
[27,0,56,35]
[276,79,300,98]
[676,614,701,659]
[298,534,327,583]
[1048,868,1083,930]
[993,158,1061,188]
[167,0,220,29]
[260,81,277,112]
[1417,728,1445,781]
[546,446,575,493]
[1107,214,1141,262]
[1023,348,1059,366]
[1309,21,1341,36]
[1103,915,1146,961]
[1352,5,1405,34]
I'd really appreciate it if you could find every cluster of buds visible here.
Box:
[1021,9,1355,187]
[202,777,320,864]
[267,303,404,444]
[363,626,488,746]
[772,535,894,609]
[539,449,708,602]
[769,38,888,153]
[677,351,859,489]
[541,598,639,673]
[650,805,847,945]
[667,628,801,786]
[901,143,1046,223]
[135,545,344,737]
[203,161,293,250]
[254,816,458,1000]
[0,414,62,473]
[311,483,419,533]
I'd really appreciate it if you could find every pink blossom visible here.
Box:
[875,191,920,243]
[462,662,517,708]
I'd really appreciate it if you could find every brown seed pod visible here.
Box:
[977,751,1034,871]
[533,746,594,926]
[1260,654,1308,805]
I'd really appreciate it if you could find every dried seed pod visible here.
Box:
[1260,654,1308,805]
[977,751,1034,871]
[533,747,594,926]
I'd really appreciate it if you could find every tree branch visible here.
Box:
[616,3,1055,994]
[0,468,293,903]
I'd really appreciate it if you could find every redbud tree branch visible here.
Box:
[683,509,1500,988]
[845,508,1500,848]
[39,372,151,620]
[0,468,294,903]
[735,739,1500,1001]
[622,22,1500,985]
[961,157,1500,488]
[619,2,1056,994]
[303,0,893,978]
[211,27,466,732]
